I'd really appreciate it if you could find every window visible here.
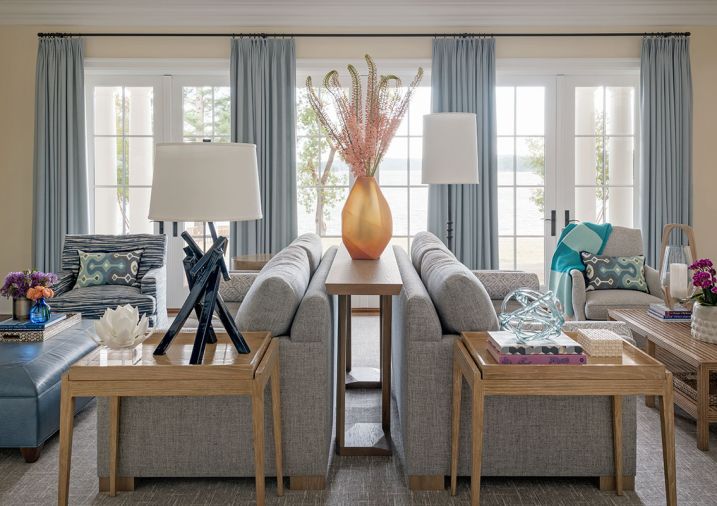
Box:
[89,82,157,235]
[295,63,431,252]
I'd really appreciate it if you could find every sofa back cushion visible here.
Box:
[410,231,453,272]
[291,246,337,343]
[236,244,311,336]
[420,248,499,334]
[290,233,323,275]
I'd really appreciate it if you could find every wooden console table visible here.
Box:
[325,245,402,456]
[451,331,676,506]
[58,331,282,506]
[609,308,717,450]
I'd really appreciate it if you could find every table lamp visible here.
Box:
[149,143,262,364]
[422,113,479,252]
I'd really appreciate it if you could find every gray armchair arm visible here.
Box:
[52,271,75,296]
[472,270,540,299]
[570,269,587,320]
[219,272,259,304]
[141,266,167,328]
[645,265,664,298]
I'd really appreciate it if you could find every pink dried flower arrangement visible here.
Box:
[306,55,423,178]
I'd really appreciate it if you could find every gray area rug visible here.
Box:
[1,316,717,505]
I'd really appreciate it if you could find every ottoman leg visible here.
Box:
[20,444,44,463]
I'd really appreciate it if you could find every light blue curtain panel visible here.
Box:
[230,37,297,255]
[640,36,693,265]
[428,37,498,269]
[33,37,89,272]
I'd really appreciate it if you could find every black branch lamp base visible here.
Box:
[153,222,250,364]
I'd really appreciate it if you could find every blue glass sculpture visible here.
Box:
[498,289,565,344]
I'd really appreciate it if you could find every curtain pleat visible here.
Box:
[640,36,692,265]
[33,37,89,272]
[428,37,498,269]
[230,37,297,255]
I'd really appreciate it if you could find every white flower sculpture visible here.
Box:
[94,304,149,349]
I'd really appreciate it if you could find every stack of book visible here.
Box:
[487,331,587,365]
[648,303,692,321]
[0,313,81,342]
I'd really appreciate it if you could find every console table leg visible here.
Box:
[645,341,656,408]
[271,360,284,497]
[252,382,266,506]
[450,354,462,496]
[336,295,348,452]
[380,295,391,432]
[57,377,75,506]
[697,365,710,451]
[660,372,677,506]
[108,396,121,497]
[612,396,623,496]
[470,378,484,506]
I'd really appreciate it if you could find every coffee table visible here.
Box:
[451,331,676,506]
[57,330,281,506]
[609,308,717,450]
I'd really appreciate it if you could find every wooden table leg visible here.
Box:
[450,349,463,496]
[697,365,710,451]
[252,382,266,506]
[336,295,348,453]
[645,341,656,408]
[108,396,121,497]
[270,356,284,497]
[470,375,485,506]
[612,395,623,496]
[346,297,352,373]
[380,295,391,433]
[57,376,75,506]
[660,372,677,506]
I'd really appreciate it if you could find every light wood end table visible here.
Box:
[609,308,717,451]
[325,245,402,456]
[58,331,282,506]
[232,253,274,271]
[451,331,676,506]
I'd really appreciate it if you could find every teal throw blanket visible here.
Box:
[549,222,612,317]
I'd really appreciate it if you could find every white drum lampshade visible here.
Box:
[422,113,479,185]
[149,142,262,222]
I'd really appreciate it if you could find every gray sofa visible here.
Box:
[96,234,336,490]
[392,232,637,488]
[571,226,664,320]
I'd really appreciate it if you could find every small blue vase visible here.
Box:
[30,297,51,324]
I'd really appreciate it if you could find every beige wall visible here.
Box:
[1,25,715,311]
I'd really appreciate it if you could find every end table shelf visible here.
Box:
[58,330,282,506]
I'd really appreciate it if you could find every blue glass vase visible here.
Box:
[30,297,51,324]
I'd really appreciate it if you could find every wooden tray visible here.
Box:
[0,313,82,342]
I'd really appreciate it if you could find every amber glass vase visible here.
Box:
[342,176,393,260]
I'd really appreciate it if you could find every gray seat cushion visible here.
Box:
[289,233,323,275]
[420,248,499,334]
[584,289,664,320]
[236,245,311,336]
[410,231,453,272]
[51,285,156,319]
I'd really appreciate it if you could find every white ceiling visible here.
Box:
[1,0,716,27]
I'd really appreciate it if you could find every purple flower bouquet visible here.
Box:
[1,270,58,300]
[689,259,717,306]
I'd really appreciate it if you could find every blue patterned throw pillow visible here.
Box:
[580,252,648,292]
[74,250,143,289]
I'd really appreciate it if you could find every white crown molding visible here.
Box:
[3,1,717,27]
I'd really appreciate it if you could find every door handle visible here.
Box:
[545,210,557,237]
[564,210,570,228]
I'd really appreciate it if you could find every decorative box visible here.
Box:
[575,328,623,357]
[0,313,82,342]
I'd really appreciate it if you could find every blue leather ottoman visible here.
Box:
[0,319,96,462]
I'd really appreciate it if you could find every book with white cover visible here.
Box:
[488,331,584,355]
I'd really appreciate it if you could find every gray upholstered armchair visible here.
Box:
[51,234,168,328]
[571,226,664,320]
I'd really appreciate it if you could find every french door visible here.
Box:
[497,70,640,285]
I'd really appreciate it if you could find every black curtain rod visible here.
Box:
[37,31,691,38]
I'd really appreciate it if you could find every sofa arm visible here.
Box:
[141,266,167,328]
[52,271,75,296]
[645,265,664,298]
[570,269,587,320]
[472,270,540,299]
[220,272,259,304]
